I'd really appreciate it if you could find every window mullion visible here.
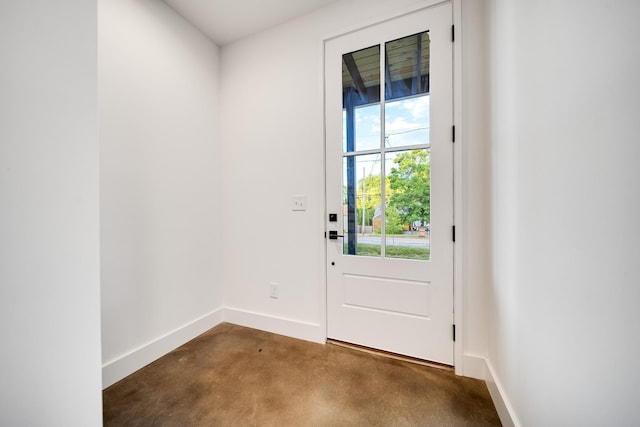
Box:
[380,41,387,258]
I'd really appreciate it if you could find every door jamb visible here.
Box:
[452,0,464,377]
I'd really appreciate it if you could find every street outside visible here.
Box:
[345,233,430,248]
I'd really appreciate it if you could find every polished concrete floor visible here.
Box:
[103,323,501,426]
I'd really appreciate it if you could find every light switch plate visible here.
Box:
[269,282,279,299]
[292,195,306,211]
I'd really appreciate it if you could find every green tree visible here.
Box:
[355,174,390,226]
[388,150,430,227]
[385,205,404,234]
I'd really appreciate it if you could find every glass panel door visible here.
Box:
[325,1,454,364]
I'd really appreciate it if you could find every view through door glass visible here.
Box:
[342,32,431,260]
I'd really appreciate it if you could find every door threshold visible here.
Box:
[327,339,453,372]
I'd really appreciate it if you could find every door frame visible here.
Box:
[320,0,465,375]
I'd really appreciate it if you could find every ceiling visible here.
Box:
[162,0,341,46]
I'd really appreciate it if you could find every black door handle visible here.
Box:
[328,231,344,240]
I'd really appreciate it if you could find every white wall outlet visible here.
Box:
[292,195,306,211]
[269,282,279,299]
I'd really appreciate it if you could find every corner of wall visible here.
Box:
[102,309,225,389]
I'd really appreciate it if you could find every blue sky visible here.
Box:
[343,94,430,182]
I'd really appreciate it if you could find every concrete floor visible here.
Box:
[103,323,501,426]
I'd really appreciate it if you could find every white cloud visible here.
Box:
[385,95,430,147]
[410,96,429,123]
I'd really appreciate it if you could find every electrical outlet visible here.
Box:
[269,282,279,299]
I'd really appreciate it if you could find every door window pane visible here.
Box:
[385,32,430,149]
[355,103,381,151]
[342,154,382,256]
[385,95,429,148]
[385,32,430,100]
[385,149,431,260]
[342,45,381,153]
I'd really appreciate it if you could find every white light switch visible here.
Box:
[292,195,306,211]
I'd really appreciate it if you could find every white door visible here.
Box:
[325,2,454,365]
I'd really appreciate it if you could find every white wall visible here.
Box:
[219,0,491,369]
[486,0,640,425]
[99,0,224,387]
[0,1,102,425]
[220,0,419,341]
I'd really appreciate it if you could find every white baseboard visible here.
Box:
[101,308,224,389]
[102,307,324,389]
[485,359,520,427]
[223,307,325,344]
[461,353,487,380]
